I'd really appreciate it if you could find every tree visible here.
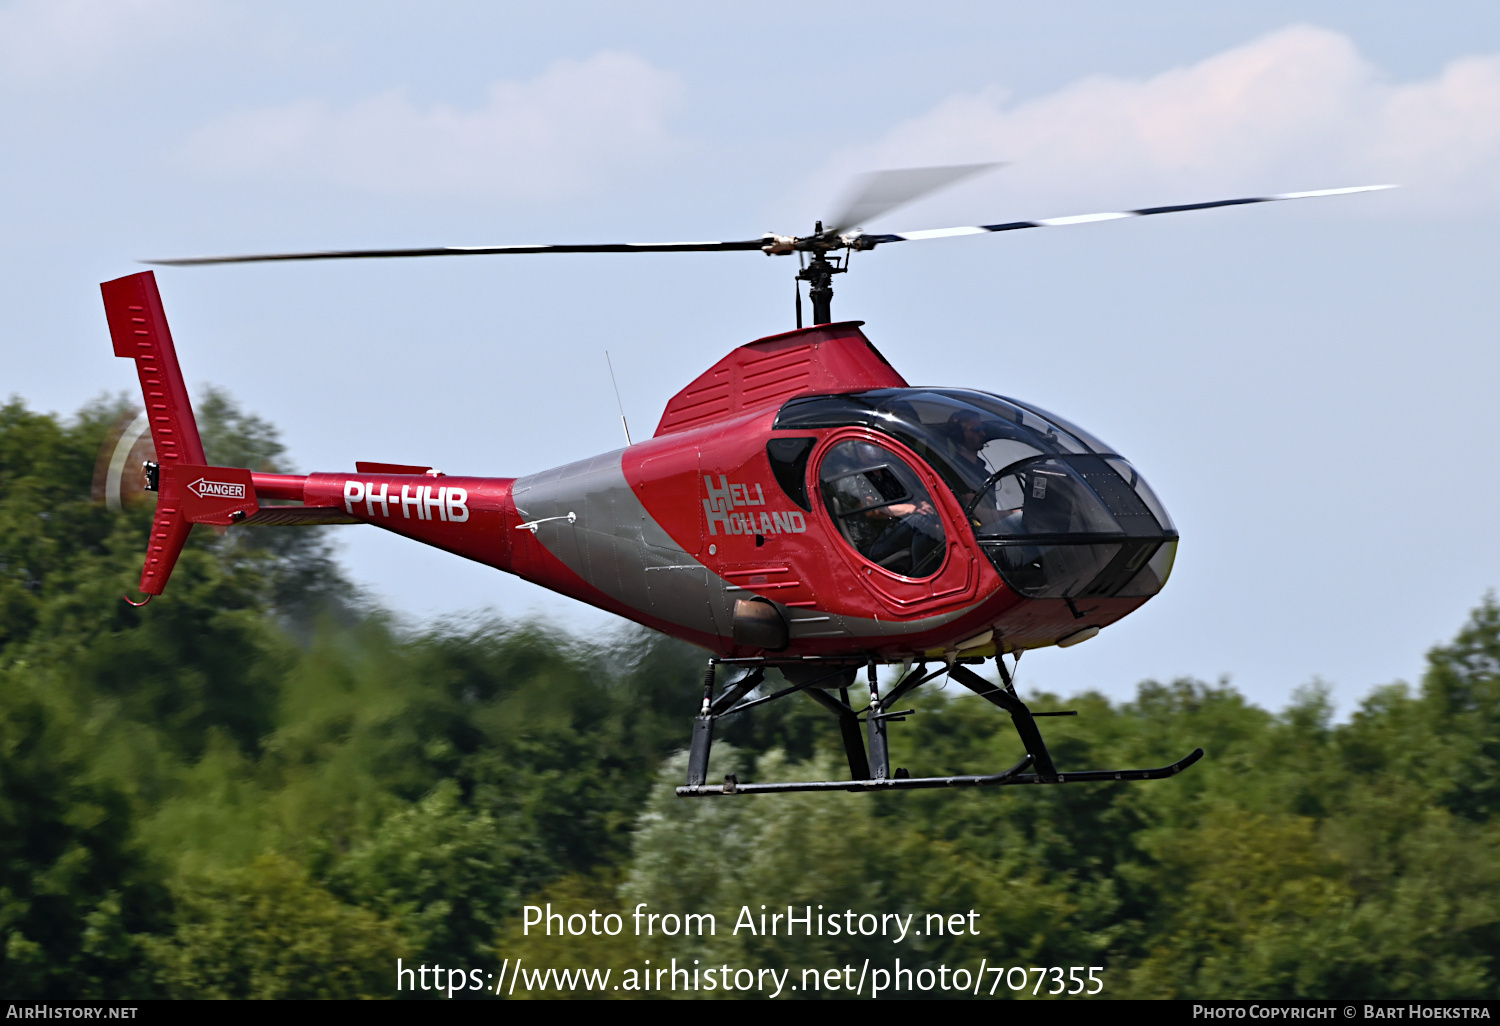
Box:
[150,854,403,999]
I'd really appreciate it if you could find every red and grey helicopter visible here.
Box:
[100,167,1390,795]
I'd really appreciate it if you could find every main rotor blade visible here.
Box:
[827,163,1001,235]
[858,184,1397,247]
[146,238,770,266]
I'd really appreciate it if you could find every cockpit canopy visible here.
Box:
[774,389,1178,600]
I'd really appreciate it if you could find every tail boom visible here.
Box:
[302,473,514,567]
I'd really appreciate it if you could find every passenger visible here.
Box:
[863,496,944,576]
[841,464,942,577]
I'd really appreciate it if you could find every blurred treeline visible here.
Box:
[2,395,1498,1000]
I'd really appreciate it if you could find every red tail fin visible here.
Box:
[102,271,208,595]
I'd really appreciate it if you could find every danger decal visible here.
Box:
[187,478,246,500]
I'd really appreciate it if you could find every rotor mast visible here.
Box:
[794,222,847,327]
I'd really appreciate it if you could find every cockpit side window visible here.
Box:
[818,440,947,579]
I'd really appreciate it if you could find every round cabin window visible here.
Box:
[818,439,946,579]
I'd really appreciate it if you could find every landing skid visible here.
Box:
[674,657,1203,798]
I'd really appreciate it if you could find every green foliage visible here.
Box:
[0,397,125,650]
[609,636,1500,1000]
[0,674,166,998]
[3,394,1500,999]
[0,395,706,995]
[623,748,889,972]
[326,782,520,968]
[492,871,638,1000]
[1424,595,1500,820]
[149,853,403,998]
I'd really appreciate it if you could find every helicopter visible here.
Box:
[99,167,1391,796]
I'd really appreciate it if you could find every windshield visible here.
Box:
[969,455,1162,542]
[964,454,1169,597]
[969,458,1121,541]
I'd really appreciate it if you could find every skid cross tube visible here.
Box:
[686,663,854,789]
[718,664,854,718]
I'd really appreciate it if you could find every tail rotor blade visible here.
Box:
[91,407,155,512]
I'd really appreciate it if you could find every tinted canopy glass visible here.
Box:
[777,388,1107,504]
[967,455,1165,598]
[778,389,1177,599]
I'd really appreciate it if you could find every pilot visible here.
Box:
[947,409,989,472]
[945,410,1023,531]
[944,409,990,505]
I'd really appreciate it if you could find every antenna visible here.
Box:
[605,350,633,446]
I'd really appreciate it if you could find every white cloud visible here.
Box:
[827,25,1500,220]
[0,0,210,81]
[180,51,684,199]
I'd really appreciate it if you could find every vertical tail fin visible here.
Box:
[102,271,207,596]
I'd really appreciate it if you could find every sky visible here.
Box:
[6,1,1500,716]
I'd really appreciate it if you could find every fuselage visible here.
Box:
[294,322,1177,663]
